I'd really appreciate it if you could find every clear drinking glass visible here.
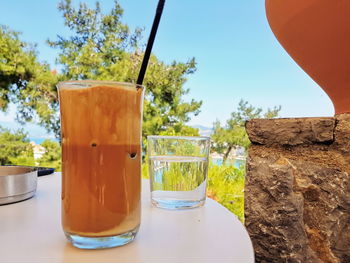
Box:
[147,136,210,209]
[57,81,144,249]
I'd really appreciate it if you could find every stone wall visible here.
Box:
[244,115,350,263]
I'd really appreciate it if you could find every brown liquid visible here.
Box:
[59,84,143,237]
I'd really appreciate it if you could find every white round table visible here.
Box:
[0,173,254,263]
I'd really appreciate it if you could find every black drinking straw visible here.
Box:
[136,0,166,85]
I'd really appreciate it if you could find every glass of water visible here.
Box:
[147,135,210,209]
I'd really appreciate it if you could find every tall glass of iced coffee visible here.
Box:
[57,81,144,249]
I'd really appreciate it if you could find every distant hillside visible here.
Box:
[191,125,213,137]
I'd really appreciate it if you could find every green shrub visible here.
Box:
[0,126,35,166]
[207,162,245,222]
[37,140,61,171]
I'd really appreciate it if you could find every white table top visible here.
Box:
[0,173,254,263]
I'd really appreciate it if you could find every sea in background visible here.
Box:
[0,120,244,167]
[211,158,246,168]
[30,137,59,144]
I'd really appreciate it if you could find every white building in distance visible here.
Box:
[30,142,46,160]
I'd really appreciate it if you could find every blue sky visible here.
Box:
[0,0,334,137]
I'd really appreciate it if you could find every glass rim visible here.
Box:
[147,135,210,141]
[57,80,144,90]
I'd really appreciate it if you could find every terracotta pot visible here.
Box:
[266,0,350,114]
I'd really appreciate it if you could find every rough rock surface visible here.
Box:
[245,115,350,263]
[246,117,335,146]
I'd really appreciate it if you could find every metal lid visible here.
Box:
[0,166,38,205]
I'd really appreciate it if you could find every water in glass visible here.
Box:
[149,155,208,209]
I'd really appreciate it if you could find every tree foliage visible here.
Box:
[212,100,281,162]
[37,139,61,170]
[0,126,34,165]
[0,0,201,140]
[0,25,60,133]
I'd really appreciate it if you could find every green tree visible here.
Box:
[0,0,201,140]
[37,140,61,171]
[212,100,281,162]
[0,25,60,133]
[0,126,35,165]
